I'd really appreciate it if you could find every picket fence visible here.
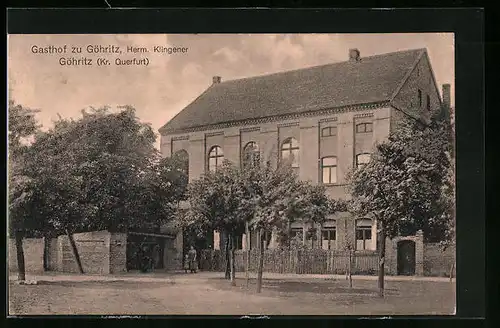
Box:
[199,249,379,275]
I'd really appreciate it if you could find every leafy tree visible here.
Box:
[183,161,248,284]
[18,106,187,273]
[347,112,454,297]
[8,100,41,281]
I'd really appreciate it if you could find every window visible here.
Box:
[261,230,272,249]
[242,141,260,169]
[321,157,337,184]
[234,234,243,250]
[321,126,337,137]
[321,222,336,250]
[418,89,422,108]
[208,146,224,172]
[355,123,373,133]
[426,95,431,111]
[281,137,299,168]
[356,153,371,170]
[356,219,373,250]
[290,227,303,239]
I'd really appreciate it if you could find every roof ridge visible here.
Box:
[217,48,427,85]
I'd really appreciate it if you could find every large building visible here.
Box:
[159,48,451,253]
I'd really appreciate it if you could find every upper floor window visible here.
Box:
[356,153,371,170]
[426,95,431,111]
[418,89,422,108]
[356,219,373,251]
[281,137,299,168]
[321,156,337,184]
[242,141,260,169]
[321,126,337,137]
[355,123,373,134]
[208,146,224,172]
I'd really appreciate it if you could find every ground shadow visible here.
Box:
[30,280,175,289]
[207,276,399,297]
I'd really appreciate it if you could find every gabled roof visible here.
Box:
[159,48,426,135]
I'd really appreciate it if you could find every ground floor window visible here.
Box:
[290,227,303,239]
[249,229,272,249]
[321,223,337,250]
[356,219,373,250]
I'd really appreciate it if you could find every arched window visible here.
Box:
[321,220,336,250]
[281,137,299,168]
[355,219,373,250]
[321,157,337,184]
[242,141,260,169]
[356,153,371,170]
[208,146,224,172]
[173,149,189,174]
[355,122,373,133]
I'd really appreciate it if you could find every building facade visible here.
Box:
[159,48,450,253]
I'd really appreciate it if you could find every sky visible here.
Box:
[8,33,454,149]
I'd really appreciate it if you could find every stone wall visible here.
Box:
[109,232,127,274]
[58,231,111,274]
[8,238,45,273]
[385,230,424,276]
[46,238,59,271]
[424,243,456,277]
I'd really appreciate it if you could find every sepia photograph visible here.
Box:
[8,33,456,316]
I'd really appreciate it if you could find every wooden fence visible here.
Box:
[199,249,379,275]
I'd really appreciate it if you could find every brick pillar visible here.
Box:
[415,230,424,276]
[302,222,307,245]
[316,222,323,249]
[109,233,127,274]
[242,233,247,250]
[213,231,220,250]
[385,237,396,275]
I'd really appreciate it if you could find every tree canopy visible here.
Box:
[14,106,187,235]
[8,100,41,236]
[347,113,454,242]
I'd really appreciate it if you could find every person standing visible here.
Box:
[188,246,198,273]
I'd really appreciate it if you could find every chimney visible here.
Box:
[442,84,451,110]
[349,48,361,62]
[212,76,221,84]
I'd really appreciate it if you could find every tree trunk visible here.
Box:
[245,221,250,288]
[230,233,236,286]
[43,236,50,271]
[15,230,26,281]
[378,226,386,298]
[449,262,455,282]
[66,229,84,274]
[224,232,230,279]
[256,229,265,293]
[348,249,353,288]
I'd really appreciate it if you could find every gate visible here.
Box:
[397,240,416,275]
[126,235,165,272]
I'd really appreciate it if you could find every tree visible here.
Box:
[18,106,187,273]
[347,113,453,297]
[8,100,41,281]
[241,161,334,293]
[182,161,249,284]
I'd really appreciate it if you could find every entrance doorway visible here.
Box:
[397,240,416,275]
